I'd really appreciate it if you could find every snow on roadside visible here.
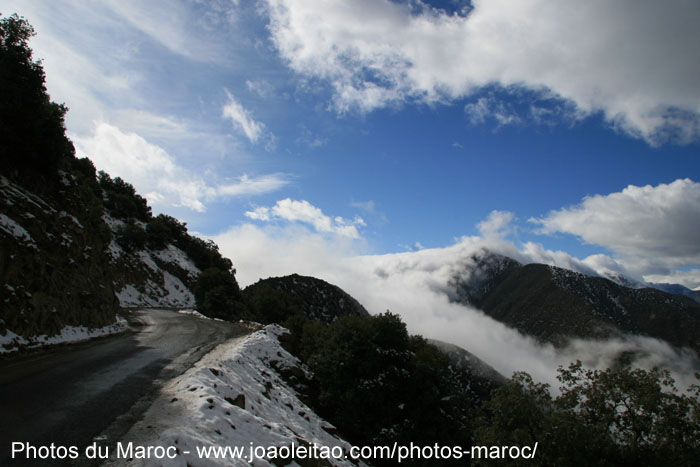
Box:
[111,325,360,467]
[0,315,128,354]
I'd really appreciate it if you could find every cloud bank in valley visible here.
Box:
[213,186,700,388]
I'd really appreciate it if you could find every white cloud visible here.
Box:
[531,179,700,277]
[245,198,365,239]
[74,122,289,212]
[222,90,268,144]
[477,210,516,239]
[265,0,700,144]
[246,79,275,98]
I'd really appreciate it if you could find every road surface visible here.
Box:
[0,309,247,466]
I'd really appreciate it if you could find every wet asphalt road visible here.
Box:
[0,309,247,466]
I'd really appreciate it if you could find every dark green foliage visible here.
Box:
[282,313,473,465]
[177,235,233,273]
[244,283,304,324]
[194,267,242,320]
[475,362,700,466]
[0,13,73,185]
[98,171,151,222]
[146,214,187,249]
[114,222,147,253]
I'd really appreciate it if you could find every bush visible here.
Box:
[284,312,473,461]
[474,362,700,466]
[194,267,242,320]
[114,223,147,253]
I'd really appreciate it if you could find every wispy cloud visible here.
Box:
[245,198,365,238]
[265,0,700,144]
[74,122,289,212]
[222,90,273,146]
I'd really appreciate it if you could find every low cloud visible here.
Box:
[74,122,289,212]
[265,0,700,144]
[245,199,365,239]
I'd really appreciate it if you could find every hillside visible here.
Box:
[0,163,241,353]
[243,274,369,324]
[448,251,700,352]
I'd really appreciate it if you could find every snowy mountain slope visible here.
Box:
[107,324,361,467]
[103,214,199,309]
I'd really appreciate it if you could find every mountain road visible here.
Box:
[0,309,248,466]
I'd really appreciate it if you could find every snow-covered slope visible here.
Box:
[103,214,199,308]
[109,325,359,467]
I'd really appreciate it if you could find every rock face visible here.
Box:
[0,170,205,351]
[1,174,120,339]
[243,274,370,324]
[448,252,700,352]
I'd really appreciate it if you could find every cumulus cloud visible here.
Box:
[74,122,289,212]
[222,90,269,144]
[477,210,516,239]
[211,221,698,388]
[245,199,365,239]
[264,0,700,144]
[531,179,700,282]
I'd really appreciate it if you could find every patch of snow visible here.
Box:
[116,284,156,307]
[60,232,73,247]
[110,325,360,466]
[154,244,201,278]
[0,315,128,354]
[0,214,37,249]
[107,239,123,260]
[138,251,160,272]
[161,271,195,307]
[0,175,57,214]
[102,213,125,232]
[59,210,84,228]
[116,274,194,308]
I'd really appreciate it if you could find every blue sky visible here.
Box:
[4,0,700,289]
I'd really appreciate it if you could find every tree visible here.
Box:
[194,267,241,320]
[0,13,73,183]
[475,362,700,466]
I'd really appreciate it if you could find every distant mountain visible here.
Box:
[647,282,700,304]
[243,274,370,324]
[448,252,700,352]
[601,271,700,304]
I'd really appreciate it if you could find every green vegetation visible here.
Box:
[0,13,74,187]
[280,312,474,466]
[474,363,700,466]
[194,267,242,320]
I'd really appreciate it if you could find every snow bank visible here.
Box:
[0,315,128,354]
[113,325,359,466]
